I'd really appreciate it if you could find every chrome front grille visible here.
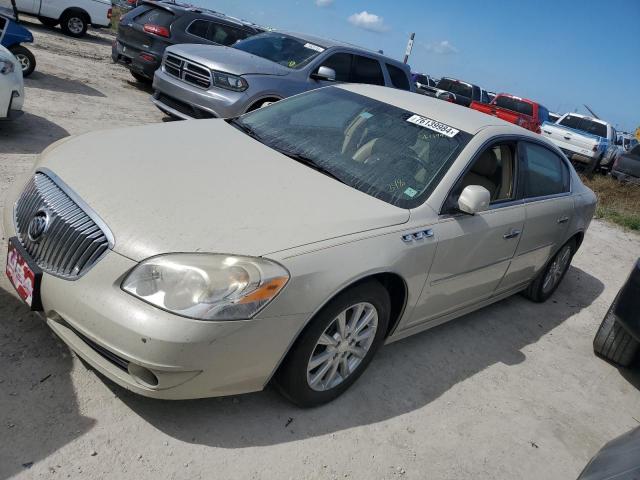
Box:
[13,170,113,280]
[164,53,212,89]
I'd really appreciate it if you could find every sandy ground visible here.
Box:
[1,20,640,480]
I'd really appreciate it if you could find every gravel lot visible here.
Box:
[1,20,639,480]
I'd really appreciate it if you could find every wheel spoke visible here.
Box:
[354,309,375,335]
[308,351,332,371]
[308,359,333,388]
[339,357,350,379]
[349,346,367,358]
[324,359,340,386]
[336,311,347,338]
[317,333,338,347]
[348,304,364,332]
[355,327,375,343]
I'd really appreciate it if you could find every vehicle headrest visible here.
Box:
[472,149,498,176]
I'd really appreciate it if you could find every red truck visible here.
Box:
[470,93,550,134]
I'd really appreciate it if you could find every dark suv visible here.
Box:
[112,1,264,83]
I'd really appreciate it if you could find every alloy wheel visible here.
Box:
[306,302,378,391]
[15,54,30,72]
[542,245,571,293]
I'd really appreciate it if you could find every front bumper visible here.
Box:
[152,67,247,119]
[3,213,305,399]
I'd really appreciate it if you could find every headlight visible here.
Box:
[212,70,248,92]
[0,59,15,75]
[122,254,289,320]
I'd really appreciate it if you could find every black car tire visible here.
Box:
[8,45,36,77]
[523,239,575,303]
[594,302,639,367]
[274,280,390,407]
[60,10,89,37]
[38,16,59,27]
[130,71,152,84]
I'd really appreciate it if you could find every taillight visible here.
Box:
[126,0,136,4]
[139,52,156,62]
[107,7,112,19]
[144,24,170,38]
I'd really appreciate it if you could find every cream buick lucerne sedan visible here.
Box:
[3,84,596,406]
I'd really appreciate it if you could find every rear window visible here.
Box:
[386,64,410,90]
[494,96,534,117]
[187,19,250,45]
[559,115,608,138]
[134,7,174,26]
[436,79,472,99]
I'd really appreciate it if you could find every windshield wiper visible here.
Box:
[227,118,263,142]
[273,147,347,185]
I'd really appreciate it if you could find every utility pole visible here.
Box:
[403,33,415,64]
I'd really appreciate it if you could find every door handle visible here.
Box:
[563,135,571,140]
[543,130,552,134]
[503,229,521,239]
[557,216,569,224]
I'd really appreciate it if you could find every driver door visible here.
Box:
[407,141,525,327]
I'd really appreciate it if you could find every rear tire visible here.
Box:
[130,70,152,84]
[275,280,390,407]
[524,240,575,303]
[38,16,59,27]
[60,10,89,37]
[593,303,639,367]
[8,45,36,77]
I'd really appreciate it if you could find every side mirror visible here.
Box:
[311,66,336,82]
[458,185,490,214]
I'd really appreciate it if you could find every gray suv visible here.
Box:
[151,31,414,119]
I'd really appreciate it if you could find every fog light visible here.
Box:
[128,363,159,388]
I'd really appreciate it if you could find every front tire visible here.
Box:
[524,240,575,303]
[593,302,639,367]
[275,280,390,407]
[9,45,36,77]
[60,11,89,37]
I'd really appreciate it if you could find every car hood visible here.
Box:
[36,120,409,261]
[166,44,291,77]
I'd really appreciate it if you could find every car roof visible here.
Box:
[274,31,405,66]
[143,1,264,30]
[336,84,531,135]
[563,112,608,125]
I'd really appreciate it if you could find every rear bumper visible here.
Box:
[611,169,640,185]
[152,67,247,119]
[112,41,160,79]
[613,260,640,342]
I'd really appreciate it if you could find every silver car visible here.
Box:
[151,31,413,120]
[3,85,596,406]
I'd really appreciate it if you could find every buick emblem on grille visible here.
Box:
[27,209,50,242]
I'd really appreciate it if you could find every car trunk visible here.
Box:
[117,5,174,53]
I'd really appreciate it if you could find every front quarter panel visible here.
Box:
[259,219,440,342]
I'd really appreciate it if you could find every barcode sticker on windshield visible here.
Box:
[304,43,325,53]
[406,114,459,138]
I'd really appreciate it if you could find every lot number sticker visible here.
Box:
[406,114,459,138]
[304,43,325,53]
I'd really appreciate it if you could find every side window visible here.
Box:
[209,22,249,46]
[481,90,490,104]
[319,53,352,82]
[350,55,385,86]
[186,19,209,40]
[538,105,549,123]
[521,142,569,198]
[386,64,410,90]
[456,143,517,205]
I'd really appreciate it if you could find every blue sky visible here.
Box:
[194,0,639,131]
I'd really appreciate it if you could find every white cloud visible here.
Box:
[347,11,389,32]
[315,0,333,6]
[423,40,458,55]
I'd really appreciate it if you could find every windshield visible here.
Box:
[436,79,472,98]
[495,96,534,117]
[232,32,325,69]
[415,75,430,85]
[233,87,470,208]
[559,115,608,138]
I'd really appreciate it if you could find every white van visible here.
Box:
[14,0,111,37]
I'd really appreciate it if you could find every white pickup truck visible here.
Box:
[14,0,111,37]
[541,113,618,173]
